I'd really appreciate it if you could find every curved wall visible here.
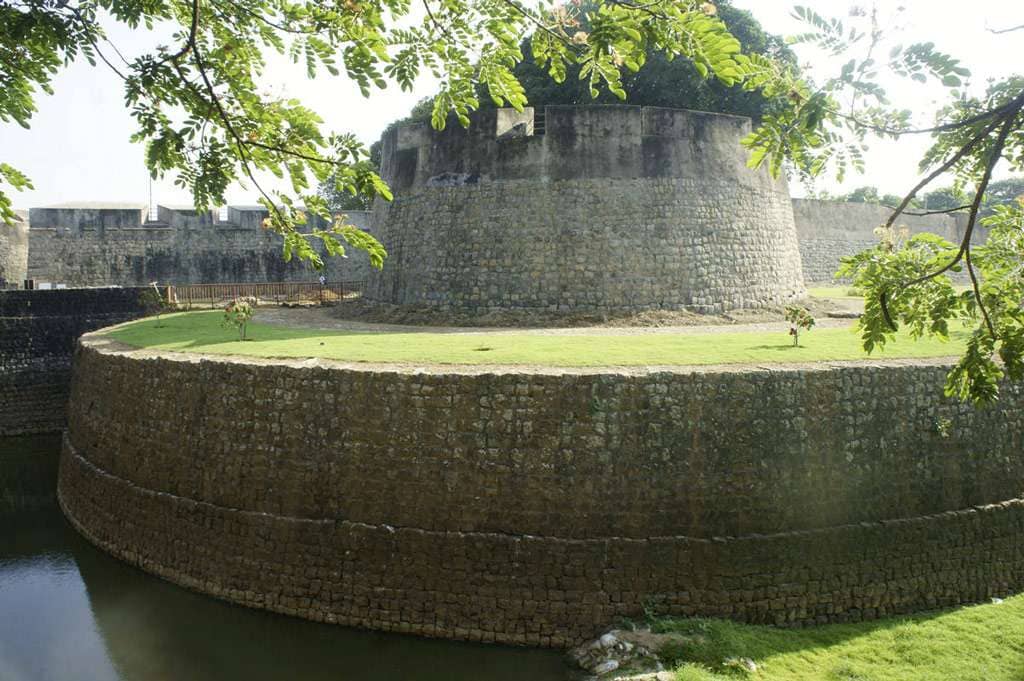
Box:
[60,338,1024,646]
[365,106,806,314]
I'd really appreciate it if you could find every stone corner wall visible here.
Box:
[0,287,151,436]
[59,343,1024,647]
[0,218,29,289]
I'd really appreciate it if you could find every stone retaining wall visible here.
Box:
[0,288,150,435]
[59,337,1024,646]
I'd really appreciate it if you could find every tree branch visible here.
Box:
[153,0,201,68]
[497,0,573,46]
[213,0,323,35]
[833,89,1024,136]
[181,0,285,224]
[880,203,972,216]
[422,0,457,43]
[880,101,1024,333]
[987,23,1024,35]
[883,114,1005,230]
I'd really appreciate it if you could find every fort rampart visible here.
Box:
[23,204,372,287]
[8,112,981,296]
[59,337,1024,647]
[365,106,807,314]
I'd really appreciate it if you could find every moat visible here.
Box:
[0,436,573,681]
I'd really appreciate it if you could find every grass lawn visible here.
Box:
[807,286,861,300]
[808,285,971,300]
[656,594,1024,680]
[104,310,968,367]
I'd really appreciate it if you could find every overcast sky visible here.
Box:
[1,0,1021,209]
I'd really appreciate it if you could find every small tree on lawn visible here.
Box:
[223,297,256,341]
[785,305,815,347]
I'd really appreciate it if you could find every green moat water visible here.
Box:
[0,437,573,681]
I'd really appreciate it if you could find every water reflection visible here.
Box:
[0,440,573,681]
[0,435,61,512]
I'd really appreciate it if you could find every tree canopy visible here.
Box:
[484,0,794,120]
[318,0,792,212]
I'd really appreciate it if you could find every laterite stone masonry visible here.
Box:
[59,336,1024,647]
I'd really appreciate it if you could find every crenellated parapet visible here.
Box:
[25,202,340,233]
[380,105,774,193]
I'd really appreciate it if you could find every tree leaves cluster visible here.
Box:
[484,0,794,121]
[320,0,795,213]
[764,6,1024,402]
[1,0,786,266]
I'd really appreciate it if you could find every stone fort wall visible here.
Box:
[60,338,1024,647]
[793,199,971,283]
[25,204,373,287]
[365,106,808,314]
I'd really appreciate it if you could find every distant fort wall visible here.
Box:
[24,204,373,286]
[792,199,970,283]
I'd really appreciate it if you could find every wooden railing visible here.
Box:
[168,280,364,308]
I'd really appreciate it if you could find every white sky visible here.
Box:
[1,0,1020,208]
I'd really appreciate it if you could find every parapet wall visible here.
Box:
[26,205,373,287]
[366,106,807,314]
[0,288,150,436]
[792,199,970,282]
[0,214,29,288]
[60,338,1024,646]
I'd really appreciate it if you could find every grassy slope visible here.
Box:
[105,311,968,366]
[661,594,1024,681]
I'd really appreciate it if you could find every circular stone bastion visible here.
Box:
[364,105,806,315]
[59,334,1024,647]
